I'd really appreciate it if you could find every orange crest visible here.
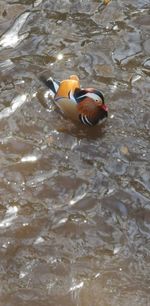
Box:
[55,75,80,98]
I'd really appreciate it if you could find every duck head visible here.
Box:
[71,88,108,126]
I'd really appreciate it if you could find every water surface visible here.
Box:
[0,0,150,305]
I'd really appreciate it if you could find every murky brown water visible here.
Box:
[0,0,150,305]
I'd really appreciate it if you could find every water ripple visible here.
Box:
[0,94,27,120]
[0,11,30,49]
[0,59,15,72]
[0,0,149,305]
[0,206,18,228]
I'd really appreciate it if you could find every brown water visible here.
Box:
[0,0,150,305]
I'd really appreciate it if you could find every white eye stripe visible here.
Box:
[79,92,101,101]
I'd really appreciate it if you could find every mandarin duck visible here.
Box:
[40,75,108,126]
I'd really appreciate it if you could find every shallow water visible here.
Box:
[0,0,150,305]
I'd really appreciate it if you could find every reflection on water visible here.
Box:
[0,94,27,119]
[0,206,18,228]
[0,11,30,49]
[0,0,150,305]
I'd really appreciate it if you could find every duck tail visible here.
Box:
[40,75,60,97]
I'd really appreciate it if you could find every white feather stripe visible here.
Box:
[80,115,86,125]
[84,115,93,126]
[80,115,93,126]
[78,92,102,102]
[68,90,77,103]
